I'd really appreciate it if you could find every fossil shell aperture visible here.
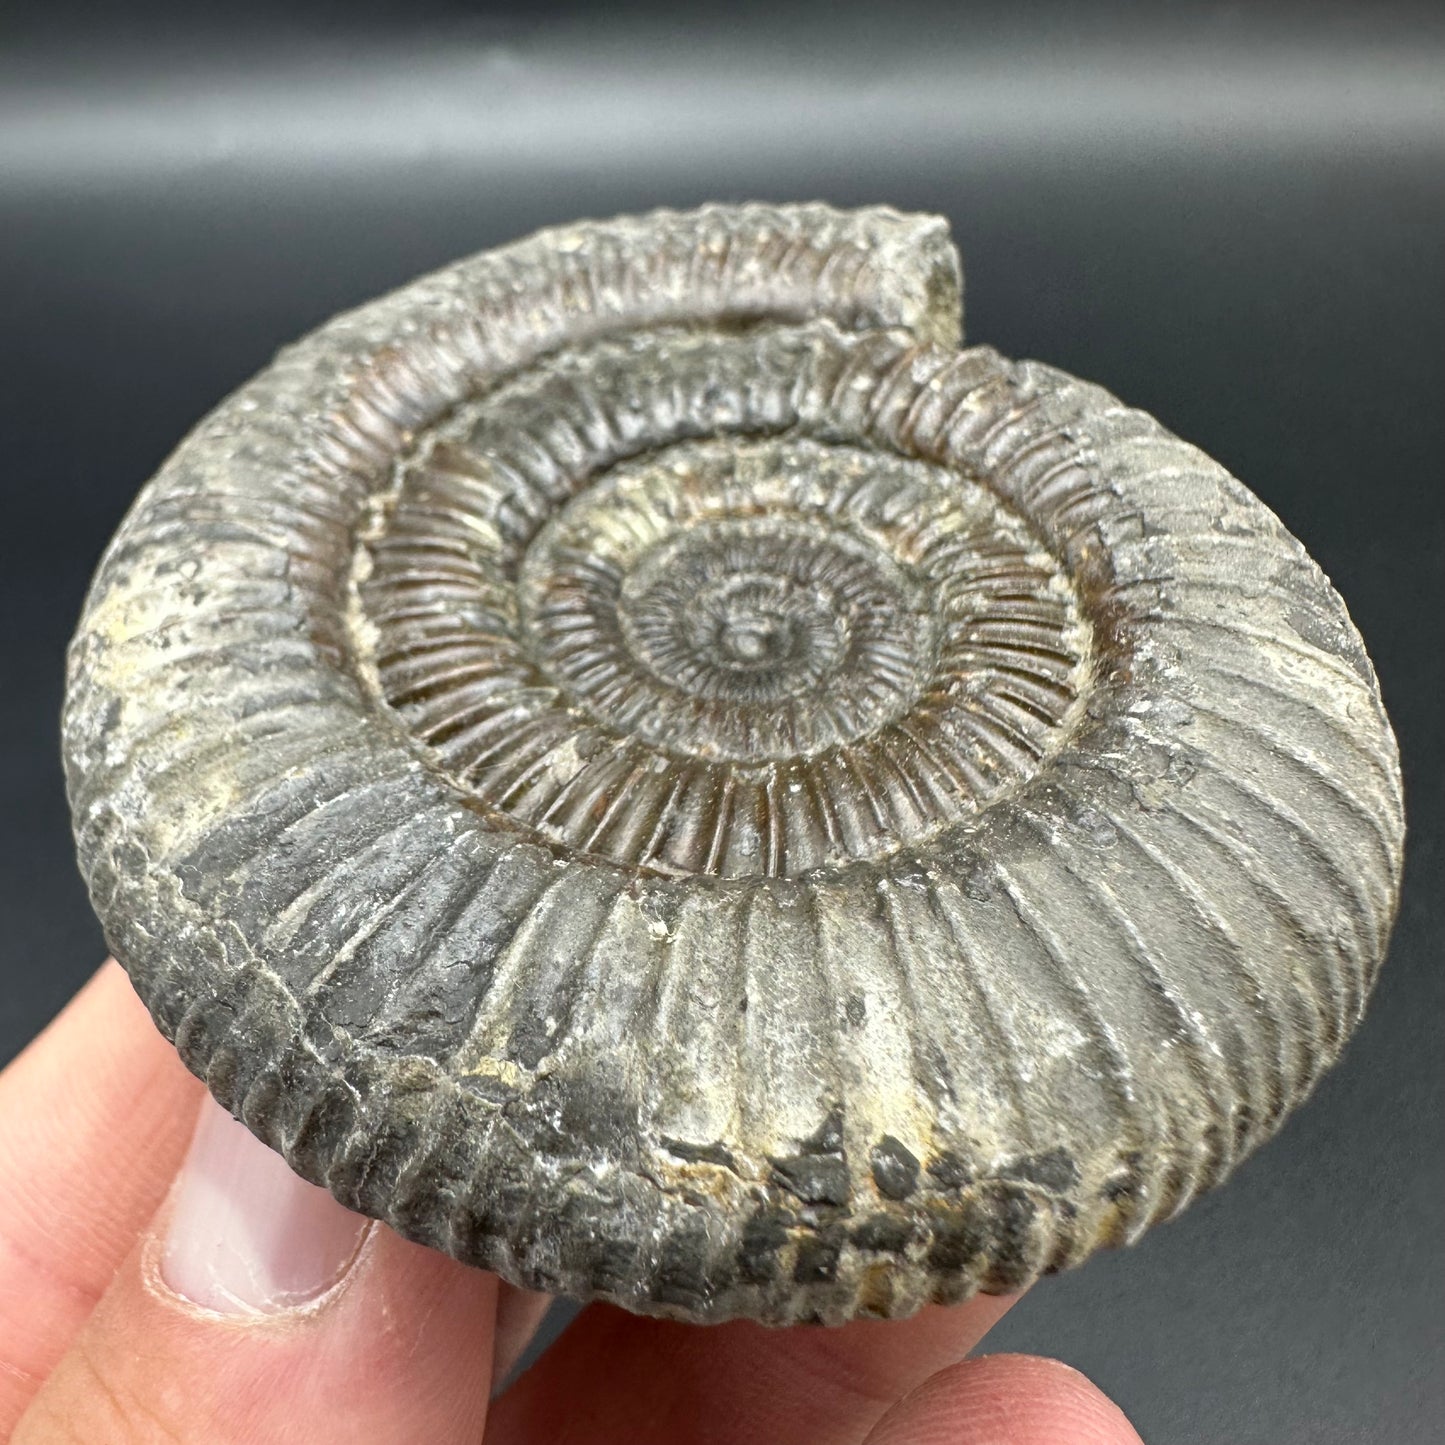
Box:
[63,204,1404,1324]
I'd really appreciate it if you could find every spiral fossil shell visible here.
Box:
[63,203,1404,1324]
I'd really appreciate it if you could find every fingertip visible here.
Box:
[156,1096,373,1316]
[491,1286,1027,1445]
[491,1284,555,1393]
[95,955,147,1010]
[3,960,141,1075]
[863,1351,1144,1445]
[16,1190,503,1444]
[85,958,166,1044]
[0,959,203,1432]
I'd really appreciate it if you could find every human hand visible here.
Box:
[2,962,1144,1442]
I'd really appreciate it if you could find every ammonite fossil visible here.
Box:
[63,203,1404,1325]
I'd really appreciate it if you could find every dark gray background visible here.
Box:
[2,3,1441,1441]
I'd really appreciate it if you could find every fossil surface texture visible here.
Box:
[63,203,1404,1324]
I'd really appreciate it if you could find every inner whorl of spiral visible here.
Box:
[354,331,1092,877]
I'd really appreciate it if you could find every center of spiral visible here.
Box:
[715,607,790,665]
[610,516,887,729]
[533,496,934,762]
[359,402,1090,878]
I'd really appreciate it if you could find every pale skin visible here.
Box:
[0,963,1145,1443]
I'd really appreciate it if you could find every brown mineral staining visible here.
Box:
[64,203,1403,1323]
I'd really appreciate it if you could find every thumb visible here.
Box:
[15,1096,501,1444]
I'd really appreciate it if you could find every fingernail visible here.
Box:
[161,1096,370,1314]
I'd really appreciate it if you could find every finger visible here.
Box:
[862,1353,1145,1444]
[0,960,202,1431]
[491,1284,554,1393]
[14,1096,501,1445]
[489,1289,1020,1445]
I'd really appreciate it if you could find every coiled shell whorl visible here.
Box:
[63,204,1404,1324]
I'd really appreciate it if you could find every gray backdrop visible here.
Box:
[2,4,1441,1441]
